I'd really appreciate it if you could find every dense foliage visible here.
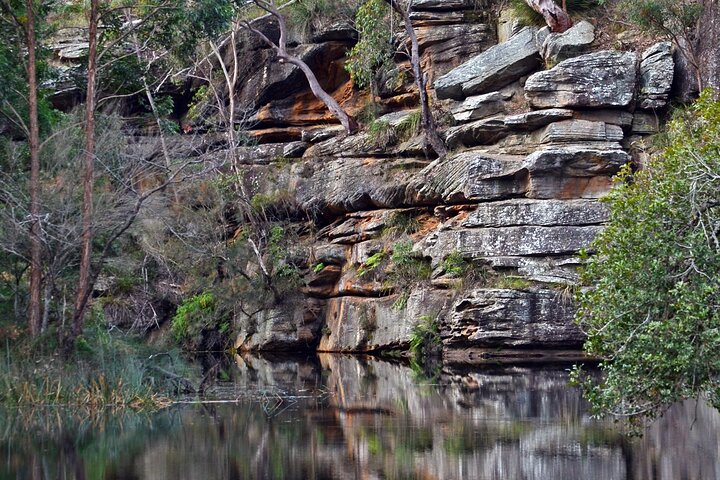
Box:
[572,90,720,428]
[345,0,393,90]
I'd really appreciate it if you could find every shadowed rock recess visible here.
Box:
[221,2,674,361]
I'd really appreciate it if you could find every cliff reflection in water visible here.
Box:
[1,354,719,479]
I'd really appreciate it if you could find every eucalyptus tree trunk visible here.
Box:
[24,0,42,337]
[387,0,447,159]
[69,0,99,348]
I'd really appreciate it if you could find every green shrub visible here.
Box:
[384,211,421,237]
[171,291,217,344]
[571,90,720,430]
[409,315,441,362]
[358,251,386,277]
[346,0,392,89]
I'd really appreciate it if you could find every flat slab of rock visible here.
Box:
[416,150,527,203]
[412,0,488,10]
[435,27,541,100]
[463,199,609,228]
[638,42,674,109]
[445,116,510,147]
[537,119,624,143]
[444,289,584,348]
[541,20,595,64]
[525,50,637,108]
[318,289,452,352]
[420,225,602,261]
[504,108,574,129]
[451,91,510,122]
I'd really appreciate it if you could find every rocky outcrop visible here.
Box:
[525,51,638,108]
[445,289,583,348]
[208,2,675,358]
[638,42,675,110]
[434,27,541,100]
[540,20,595,65]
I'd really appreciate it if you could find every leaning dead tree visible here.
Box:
[386,0,447,158]
[524,0,573,33]
[243,0,359,134]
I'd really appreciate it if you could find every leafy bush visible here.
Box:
[346,0,393,89]
[171,291,218,346]
[409,314,442,362]
[572,90,720,429]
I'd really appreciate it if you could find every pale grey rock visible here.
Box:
[451,91,510,122]
[541,20,595,64]
[463,199,609,228]
[292,157,429,215]
[503,108,575,129]
[234,141,308,165]
[537,119,624,143]
[483,256,582,284]
[235,298,325,351]
[573,109,635,129]
[632,112,661,134]
[416,149,527,203]
[301,125,345,143]
[524,143,630,198]
[435,27,541,100]
[445,116,510,147]
[420,225,602,261]
[639,42,674,109]
[525,50,638,108]
[444,289,584,348]
[318,289,452,352]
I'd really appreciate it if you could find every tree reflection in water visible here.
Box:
[1,353,718,479]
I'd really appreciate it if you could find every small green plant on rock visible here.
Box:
[409,314,442,362]
[368,119,395,148]
[358,251,386,277]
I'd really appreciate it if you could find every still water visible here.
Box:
[2,354,719,480]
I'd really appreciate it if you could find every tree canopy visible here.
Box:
[572,90,720,429]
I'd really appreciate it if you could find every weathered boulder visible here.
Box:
[445,116,510,147]
[419,225,602,262]
[525,50,637,108]
[482,256,582,284]
[434,27,541,100]
[463,199,609,228]
[451,91,511,123]
[536,119,624,144]
[318,289,452,352]
[292,157,429,216]
[444,289,584,348]
[638,42,674,109]
[572,109,635,130]
[503,108,574,129]
[541,20,595,65]
[416,150,527,203]
[235,298,325,351]
[524,143,630,198]
[233,141,308,165]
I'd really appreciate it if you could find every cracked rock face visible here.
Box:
[444,289,584,348]
[434,27,541,100]
[638,42,675,110]
[541,20,596,65]
[524,50,638,108]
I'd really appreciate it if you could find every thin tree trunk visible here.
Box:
[25,0,42,337]
[388,0,447,158]
[70,0,99,347]
[524,0,573,33]
[247,1,358,134]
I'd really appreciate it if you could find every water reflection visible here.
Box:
[1,354,719,479]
